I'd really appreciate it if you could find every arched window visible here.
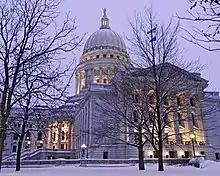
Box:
[96,78,100,83]
[103,78,108,84]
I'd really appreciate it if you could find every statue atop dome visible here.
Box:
[100,8,110,29]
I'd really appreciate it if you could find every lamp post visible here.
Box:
[190,134,196,158]
[81,144,87,158]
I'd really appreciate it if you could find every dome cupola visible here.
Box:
[83,8,127,55]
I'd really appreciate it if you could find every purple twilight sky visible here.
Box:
[59,0,219,93]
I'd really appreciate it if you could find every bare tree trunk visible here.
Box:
[158,142,164,171]
[138,145,145,170]
[0,130,5,172]
[0,117,7,172]
[16,140,23,171]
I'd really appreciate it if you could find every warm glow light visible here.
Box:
[178,151,184,156]
[27,141,31,145]
[190,134,195,139]
[81,144,87,149]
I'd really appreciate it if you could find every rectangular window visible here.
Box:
[177,113,184,127]
[192,113,198,127]
[215,153,220,160]
[103,152,108,159]
[177,97,181,106]
[61,144,64,149]
[190,97,196,107]
[12,146,17,153]
[133,110,139,123]
[13,134,19,140]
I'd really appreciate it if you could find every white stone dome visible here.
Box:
[83,9,127,54]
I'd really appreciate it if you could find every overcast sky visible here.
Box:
[59,0,219,93]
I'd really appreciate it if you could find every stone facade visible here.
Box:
[2,9,220,161]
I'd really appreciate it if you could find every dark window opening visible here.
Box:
[215,153,220,160]
[103,54,107,58]
[12,146,17,153]
[61,144,65,149]
[110,54,114,58]
[53,132,56,141]
[62,131,65,140]
[103,78,108,84]
[169,151,178,158]
[25,145,30,149]
[192,113,198,127]
[103,151,108,159]
[177,97,181,106]
[13,134,19,140]
[25,131,31,140]
[133,110,138,123]
[96,78,100,83]
[37,132,42,140]
[117,56,120,59]
[96,55,100,58]
[190,97,196,107]
[177,113,184,127]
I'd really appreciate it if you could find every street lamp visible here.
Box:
[190,134,196,158]
[81,144,87,158]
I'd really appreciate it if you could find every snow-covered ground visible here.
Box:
[1,162,220,176]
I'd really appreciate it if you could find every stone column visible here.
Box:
[173,98,181,144]
[75,74,79,94]
[68,122,72,150]
[57,123,62,149]
[99,68,102,83]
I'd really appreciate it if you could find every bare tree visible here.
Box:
[178,0,220,51]
[94,8,207,171]
[0,0,83,171]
